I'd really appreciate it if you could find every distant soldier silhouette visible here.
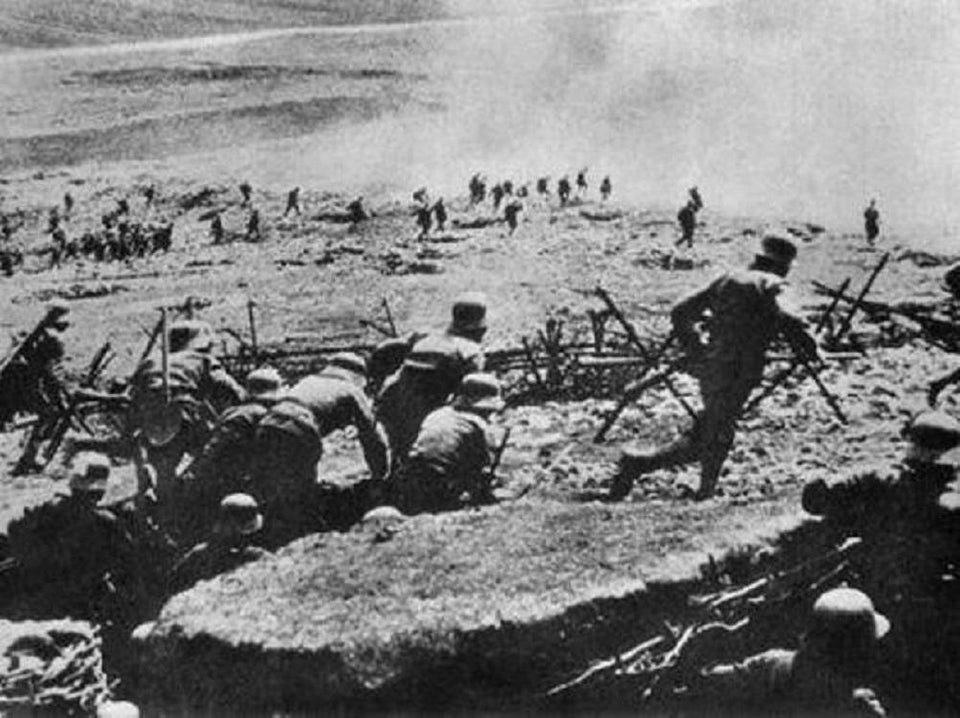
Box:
[433,197,448,233]
[47,208,60,234]
[676,200,698,249]
[348,196,368,224]
[283,187,301,217]
[491,183,505,211]
[143,185,156,207]
[600,175,612,201]
[576,168,588,196]
[516,185,529,199]
[239,181,252,208]
[63,192,74,218]
[246,209,262,242]
[416,203,432,240]
[502,180,514,196]
[504,199,523,235]
[689,185,704,211]
[557,176,572,206]
[468,174,486,205]
[864,199,880,247]
[536,176,550,197]
[210,213,225,244]
[116,198,130,216]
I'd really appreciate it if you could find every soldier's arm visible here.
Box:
[352,393,389,481]
[671,281,715,350]
[204,358,247,409]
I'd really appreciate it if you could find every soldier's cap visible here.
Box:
[168,319,214,353]
[321,352,367,380]
[69,452,111,493]
[809,587,890,644]
[449,291,488,334]
[756,234,798,268]
[246,366,284,401]
[453,372,505,412]
[903,410,960,461]
[219,493,263,536]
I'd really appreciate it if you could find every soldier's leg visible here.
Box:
[608,415,703,500]
[694,381,753,499]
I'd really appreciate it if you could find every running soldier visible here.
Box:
[415,202,432,240]
[557,176,572,206]
[676,200,698,248]
[391,373,505,515]
[536,176,550,197]
[689,185,703,211]
[283,187,301,217]
[609,235,818,500]
[376,293,487,464]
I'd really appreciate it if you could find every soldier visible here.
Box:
[557,176,572,206]
[63,192,74,218]
[689,185,704,211]
[6,453,137,621]
[676,200,697,248]
[433,197,448,233]
[491,183,505,211]
[609,235,818,500]
[168,493,269,595]
[536,176,550,197]
[502,179,514,196]
[245,209,262,242]
[504,199,523,235]
[283,187,301,217]
[600,175,612,201]
[864,199,880,247]
[116,198,130,216]
[415,202,432,240]
[143,184,156,207]
[516,184,529,199]
[347,196,368,224]
[239,181,252,207]
[3,303,71,475]
[47,207,60,234]
[576,168,588,196]
[468,173,486,205]
[252,353,388,546]
[682,588,888,716]
[391,373,505,515]
[177,366,286,543]
[50,227,67,268]
[376,293,487,464]
[129,319,245,511]
[412,187,428,205]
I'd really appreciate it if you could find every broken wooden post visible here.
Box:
[247,298,259,364]
[834,252,890,342]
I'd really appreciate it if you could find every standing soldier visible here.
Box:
[491,183,505,211]
[536,176,550,197]
[245,209,262,242]
[376,293,487,464]
[433,197,448,233]
[347,196,368,224]
[504,199,523,235]
[600,175,612,201]
[210,212,225,244]
[415,202,432,240]
[468,173,487,205]
[576,168,588,196]
[557,176,572,206]
[129,319,246,512]
[283,187,301,217]
[63,192,74,218]
[239,181,252,207]
[392,373,506,515]
[608,235,819,500]
[676,200,697,249]
[864,199,880,247]
[251,353,388,546]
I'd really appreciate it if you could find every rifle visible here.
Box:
[487,427,512,479]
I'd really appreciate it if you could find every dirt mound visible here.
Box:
[134,497,807,711]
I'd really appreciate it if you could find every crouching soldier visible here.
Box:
[681,588,889,716]
[391,373,505,515]
[251,353,388,547]
[176,366,286,543]
[169,493,269,595]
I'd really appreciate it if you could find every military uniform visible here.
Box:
[676,202,697,248]
[612,236,815,499]
[376,330,484,463]
[393,405,495,515]
[864,201,880,245]
[252,357,387,545]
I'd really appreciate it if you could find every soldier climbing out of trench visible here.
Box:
[391,373,506,515]
[608,234,819,501]
[250,353,388,547]
[376,293,487,468]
